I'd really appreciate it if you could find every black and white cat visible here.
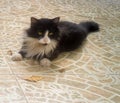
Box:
[12,17,99,66]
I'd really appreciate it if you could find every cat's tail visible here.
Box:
[79,21,99,33]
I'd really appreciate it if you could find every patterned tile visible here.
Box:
[0,53,12,74]
[0,75,27,103]
[0,0,120,103]
[17,74,120,103]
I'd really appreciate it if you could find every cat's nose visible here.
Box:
[39,37,51,45]
[43,38,50,44]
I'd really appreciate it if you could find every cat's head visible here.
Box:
[26,17,60,45]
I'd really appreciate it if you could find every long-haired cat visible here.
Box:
[12,17,99,66]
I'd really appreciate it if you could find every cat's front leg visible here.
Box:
[11,50,26,61]
[11,53,23,61]
[40,58,51,67]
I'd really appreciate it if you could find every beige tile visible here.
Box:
[104,86,120,95]
[0,0,120,103]
[87,86,113,98]
[58,78,88,89]
[81,90,100,100]
[111,84,120,90]
[111,96,120,103]
[0,55,12,74]
[0,75,27,103]
[0,67,12,74]
[53,58,74,67]
[87,81,102,87]
[0,75,15,80]
[66,52,82,61]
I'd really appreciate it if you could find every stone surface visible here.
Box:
[0,0,120,103]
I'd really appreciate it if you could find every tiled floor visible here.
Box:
[0,0,120,103]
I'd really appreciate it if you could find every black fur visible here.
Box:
[26,17,60,40]
[79,21,99,33]
[19,17,99,61]
[57,21,99,51]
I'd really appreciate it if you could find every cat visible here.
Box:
[12,17,99,66]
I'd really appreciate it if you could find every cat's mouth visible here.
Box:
[43,43,48,46]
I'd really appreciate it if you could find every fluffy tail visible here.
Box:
[79,21,99,33]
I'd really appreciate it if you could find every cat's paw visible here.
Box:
[40,58,51,67]
[11,53,22,61]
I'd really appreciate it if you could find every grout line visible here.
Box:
[1,50,29,103]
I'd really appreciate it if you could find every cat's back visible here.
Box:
[58,21,80,34]
[58,21,77,27]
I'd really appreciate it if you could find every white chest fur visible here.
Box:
[21,37,57,59]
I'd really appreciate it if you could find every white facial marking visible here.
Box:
[22,36,57,58]
[39,30,51,44]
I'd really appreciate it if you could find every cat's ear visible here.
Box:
[31,17,38,25]
[52,17,60,24]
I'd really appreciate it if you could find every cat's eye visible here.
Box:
[38,32,42,35]
[49,32,53,35]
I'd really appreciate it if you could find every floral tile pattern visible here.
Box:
[0,0,120,103]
